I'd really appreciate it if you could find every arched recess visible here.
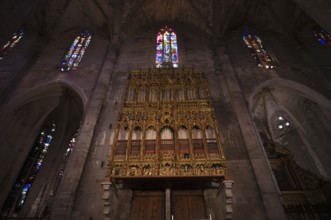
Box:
[192,125,204,155]
[145,126,156,154]
[249,79,331,217]
[160,126,175,153]
[178,125,189,155]
[131,126,142,156]
[0,81,84,218]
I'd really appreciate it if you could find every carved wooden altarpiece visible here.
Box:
[106,67,227,188]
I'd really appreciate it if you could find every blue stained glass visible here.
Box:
[45,135,52,143]
[60,31,92,72]
[156,44,162,50]
[164,44,170,54]
[23,184,31,192]
[170,33,176,41]
[155,27,179,68]
[1,122,56,215]
[314,29,331,48]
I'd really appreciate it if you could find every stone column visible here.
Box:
[217,180,234,219]
[101,182,112,220]
[50,43,118,220]
[216,45,287,220]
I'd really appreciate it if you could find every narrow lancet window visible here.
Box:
[1,122,56,216]
[243,29,277,69]
[314,29,331,49]
[59,31,92,72]
[155,27,179,68]
[0,29,24,60]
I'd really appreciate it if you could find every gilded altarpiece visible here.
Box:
[107,68,227,180]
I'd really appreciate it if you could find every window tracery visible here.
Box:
[1,122,56,216]
[243,29,277,69]
[59,31,92,72]
[155,27,179,68]
[0,29,24,60]
[314,29,331,48]
[271,114,292,138]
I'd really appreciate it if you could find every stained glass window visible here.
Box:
[314,29,331,49]
[65,133,76,156]
[59,31,92,72]
[1,122,56,216]
[243,29,277,69]
[155,27,179,68]
[0,29,24,60]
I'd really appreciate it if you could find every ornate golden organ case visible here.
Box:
[107,68,227,187]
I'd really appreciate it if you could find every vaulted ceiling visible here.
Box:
[0,0,330,41]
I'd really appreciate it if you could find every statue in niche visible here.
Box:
[128,165,140,176]
[143,165,152,176]
[112,167,120,176]
[181,164,192,175]
[212,163,223,175]
[196,164,206,175]
[160,163,174,175]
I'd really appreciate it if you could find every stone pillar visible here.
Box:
[50,44,118,220]
[217,180,234,219]
[101,181,112,220]
[216,45,287,220]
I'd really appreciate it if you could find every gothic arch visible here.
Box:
[0,82,84,217]
[249,78,331,113]
[249,79,331,180]
[1,80,87,113]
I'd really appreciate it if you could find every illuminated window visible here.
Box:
[65,133,76,156]
[276,116,290,130]
[1,122,56,216]
[243,29,277,69]
[155,27,179,68]
[0,29,24,60]
[60,31,92,72]
[314,29,331,49]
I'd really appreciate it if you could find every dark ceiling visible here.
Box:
[0,0,329,42]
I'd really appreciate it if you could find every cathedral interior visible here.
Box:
[0,0,331,219]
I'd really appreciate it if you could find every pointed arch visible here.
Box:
[0,83,84,217]
[249,79,331,180]
[59,31,92,72]
[155,27,179,68]
[243,29,278,69]
[1,80,87,114]
[0,28,24,60]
